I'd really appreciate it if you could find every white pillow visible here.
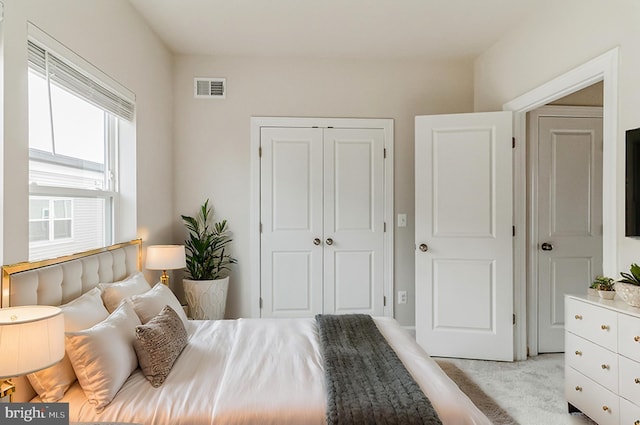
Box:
[65,301,141,412]
[128,283,189,325]
[99,272,151,312]
[28,287,109,402]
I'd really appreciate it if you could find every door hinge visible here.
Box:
[512,137,516,149]
[384,148,387,158]
[259,297,263,309]
[260,222,263,233]
[513,313,516,325]
[383,296,387,307]
[384,222,387,232]
[512,225,515,237]
[259,146,262,157]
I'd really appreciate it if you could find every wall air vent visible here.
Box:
[194,77,226,99]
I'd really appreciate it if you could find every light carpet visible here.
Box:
[435,354,597,425]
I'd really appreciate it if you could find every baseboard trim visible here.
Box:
[402,325,416,339]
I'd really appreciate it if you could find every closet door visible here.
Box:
[260,125,386,318]
[323,128,385,316]
[260,127,323,318]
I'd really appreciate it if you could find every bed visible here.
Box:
[2,239,492,425]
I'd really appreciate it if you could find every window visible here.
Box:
[27,38,135,260]
[29,198,73,243]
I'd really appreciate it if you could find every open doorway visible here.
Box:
[504,48,618,361]
[528,83,604,355]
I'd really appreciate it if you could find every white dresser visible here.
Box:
[565,294,640,425]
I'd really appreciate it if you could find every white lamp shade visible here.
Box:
[146,245,186,270]
[0,305,65,378]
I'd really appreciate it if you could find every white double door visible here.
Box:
[260,125,386,318]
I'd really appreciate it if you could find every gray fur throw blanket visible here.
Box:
[316,314,443,425]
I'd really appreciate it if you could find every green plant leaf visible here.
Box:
[182,199,237,280]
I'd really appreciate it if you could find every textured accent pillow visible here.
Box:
[65,301,141,412]
[99,272,151,312]
[28,287,109,402]
[133,305,188,387]
[128,283,189,325]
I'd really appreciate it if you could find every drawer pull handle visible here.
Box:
[635,378,640,384]
[575,350,582,356]
[575,385,582,391]
[575,314,583,320]
[601,364,610,370]
[634,336,640,342]
[601,324,609,330]
[602,405,609,412]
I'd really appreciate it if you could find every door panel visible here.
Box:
[433,129,494,236]
[537,115,603,352]
[433,259,494,331]
[333,251,374,311]
[271,252,314,312]
[260,127,323,317]
[544,257,592,331]
[324,128,384,316]
[415,111,513,361]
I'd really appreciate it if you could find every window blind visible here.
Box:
[27,40,135,121]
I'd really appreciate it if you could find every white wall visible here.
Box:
[173,55,474,325]
[474,0,640,276]
[0,1,174,273]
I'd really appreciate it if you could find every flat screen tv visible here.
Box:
[626,127,640,236]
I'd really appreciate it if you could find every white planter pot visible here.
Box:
[614,281,640,307]
[183,276,229,320]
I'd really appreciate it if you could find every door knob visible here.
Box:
[541,242,553,251]
[313,238,321,246]
[325,238,334,246]
[419,243,429,252]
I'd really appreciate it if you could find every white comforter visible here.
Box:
[59,317,491,425]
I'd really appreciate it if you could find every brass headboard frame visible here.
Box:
[1,239,142,308]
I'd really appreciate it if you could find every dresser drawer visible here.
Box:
[566,297,618,350]
[619,355,640,403]
[620,397,640,425]
[619,313,640,362]
[566,366,620,425]
[566,331,618,393]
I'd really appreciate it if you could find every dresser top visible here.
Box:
[566,293,640,318]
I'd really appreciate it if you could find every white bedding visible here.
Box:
[54,317,491,425]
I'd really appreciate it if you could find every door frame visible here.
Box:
[249,117,394,318]
[528,105,603,356]
[504,47,619,361]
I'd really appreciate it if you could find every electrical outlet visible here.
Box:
[397,213,407,227]
[398,290,407,304]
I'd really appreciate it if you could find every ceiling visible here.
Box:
[128,0,540,61]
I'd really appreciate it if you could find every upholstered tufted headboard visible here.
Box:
[1,239,142,308]
[0,239,142,402]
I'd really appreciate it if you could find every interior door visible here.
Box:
[415,111,513,361]
[537,114,603,353]
[323,128,385,316]
[260,127,324,317]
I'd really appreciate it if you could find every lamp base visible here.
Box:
[160,270,169,286]
[0,379,15,401]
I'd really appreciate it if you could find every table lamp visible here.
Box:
[0,305,65,401]
[145,245,186,286]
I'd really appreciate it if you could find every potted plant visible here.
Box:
[614,263,640,307]
[181,199,237,319]
[590,275,615,299]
